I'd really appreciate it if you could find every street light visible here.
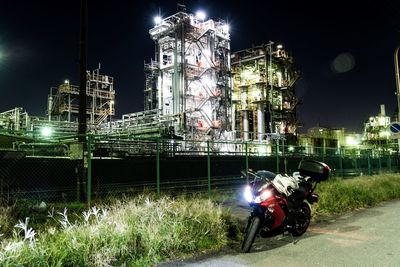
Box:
[394,45,400,152]
[395,45,400,122]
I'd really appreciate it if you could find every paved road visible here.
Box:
[174,200,400,267]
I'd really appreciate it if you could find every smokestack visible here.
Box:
[380,104,386,116]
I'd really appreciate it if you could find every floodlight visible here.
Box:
[154,16,162,25]
[195,11,206,21]
[222,24,230,32]
[277,44,283,49]
[41,126,53,137]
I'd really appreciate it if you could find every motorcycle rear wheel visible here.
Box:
[241,216,261,253]
[291,203,311,237]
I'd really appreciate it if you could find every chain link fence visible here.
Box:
[1,135,399,203]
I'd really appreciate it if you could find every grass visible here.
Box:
[314,173,400,215]
[0,195,231,266]
[1,174,400,266]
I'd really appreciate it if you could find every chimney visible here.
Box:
[380,104,385,116]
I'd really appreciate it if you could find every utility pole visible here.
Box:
[78,0,88,202]
[79,0,87,141]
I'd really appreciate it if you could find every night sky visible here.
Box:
[1,0,399,133]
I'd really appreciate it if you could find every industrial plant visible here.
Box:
[0,8,299,148]
[0,8,396,154]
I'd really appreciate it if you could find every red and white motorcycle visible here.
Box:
[241,160,331,253]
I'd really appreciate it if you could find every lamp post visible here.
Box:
[394,45,400,153]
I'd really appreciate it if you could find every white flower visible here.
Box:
[14,217,36,243]
[48,227,56,235]
[90,206,101,221]
[57,208,71,229]
[82,210,92,223]
[4,241,24,252]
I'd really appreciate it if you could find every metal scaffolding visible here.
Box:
[144,9,232,141]
[0,108,30,132]
[231,43,299,143]
[47,66,115,127]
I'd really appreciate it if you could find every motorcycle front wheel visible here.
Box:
[241,216,261,253]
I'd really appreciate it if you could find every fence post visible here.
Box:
[388,155,392,172]
[339,147,344,177]
[276,140,280,173]
[367,151,372,175]
[156,139,160,196]
[87,134,92,205]
[378,153,382,173]
[354,157,358,174]
[245,142,249,173]
[207,140,211,196]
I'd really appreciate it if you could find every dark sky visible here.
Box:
[1,1,399,133]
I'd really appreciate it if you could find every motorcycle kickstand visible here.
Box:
[283,230,298,244]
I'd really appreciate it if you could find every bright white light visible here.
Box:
[41,127,53,137]
[277,44,283,49]
[154,16,162,25]
[64,79,69,84]
[258,146,267,155]
[346,136,359,146]
[260,189,272,201]
[222,24,230,32]
[379,131,390,138]
[195,10,206,21]
[244,185,253,203]
[288,146,294,152]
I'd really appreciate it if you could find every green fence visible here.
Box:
[1,134,399,204]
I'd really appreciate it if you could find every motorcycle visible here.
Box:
[241,159,331,253]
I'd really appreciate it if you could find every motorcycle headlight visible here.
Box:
[254,189,272,203]
[243,185,254,203]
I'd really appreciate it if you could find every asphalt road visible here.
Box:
[173,199,400,267]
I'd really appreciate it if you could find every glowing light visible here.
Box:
[195,10,206,21]
[288,146,294,152]
[64,79,69,84]
[244,185,253,203]
[260,189,272,201]
[379,131,390,138]
[277,44,283,49]
[41,126,53,137]
[154,16,162,25]
[222,24,230,32]
[258,146,267,155]
[345,136,359,146]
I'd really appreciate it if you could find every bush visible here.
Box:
[0,196,229,266]
[314,173,400,215]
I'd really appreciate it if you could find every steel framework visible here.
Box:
[47,66,115,127]
[145,10,232,141]
[231,43,299,143]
